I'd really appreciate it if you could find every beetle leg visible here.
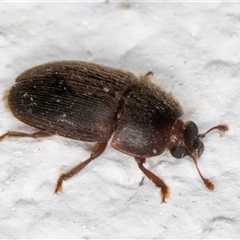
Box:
[0,130,52,141]
[144,71,154,77]
[135,157,169,203]
[55,142,107,194]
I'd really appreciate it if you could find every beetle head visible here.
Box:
[167,119,228,190]
[170,121,206,160]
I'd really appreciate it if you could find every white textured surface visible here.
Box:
[0,2,239,239]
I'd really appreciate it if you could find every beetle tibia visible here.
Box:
[135,157,169,203]
[54,142,107,194]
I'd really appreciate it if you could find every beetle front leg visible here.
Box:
[0,130,53,141]
[55,142,107,194]
[135,157,169,203]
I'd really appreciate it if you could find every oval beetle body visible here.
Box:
[0,61,228,202]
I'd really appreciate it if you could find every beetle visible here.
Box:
[0,61,228,202]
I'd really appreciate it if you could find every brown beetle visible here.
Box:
[0,61,227,202]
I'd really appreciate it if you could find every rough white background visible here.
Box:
[0,2,239,239]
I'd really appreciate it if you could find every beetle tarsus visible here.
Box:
[135,157,169,203]
[160,184,169,203]
[54,142,107,194]
[54,178,63,194]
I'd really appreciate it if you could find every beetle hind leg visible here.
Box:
[0,130,52,141]
[135,157,169,203]
[55,142,107,194]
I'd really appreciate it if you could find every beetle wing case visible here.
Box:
[8,61,137,142]
[111,77,183,158]
[8,60,183,157]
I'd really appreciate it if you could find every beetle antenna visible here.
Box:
[198,124,228,138]
[191,156,214,190]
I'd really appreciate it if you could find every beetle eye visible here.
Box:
[170,146,188,159]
